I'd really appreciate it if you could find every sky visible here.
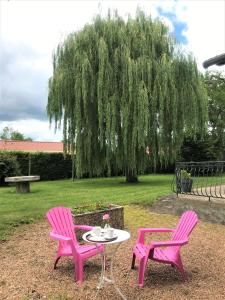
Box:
[0,0,225,142]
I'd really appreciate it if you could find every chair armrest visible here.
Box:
[50,231,72,242]
[139,228,175,233]
[150,238,189,248]
[137,228,175,243]
[50,231,78,255]
[74,225,93,231]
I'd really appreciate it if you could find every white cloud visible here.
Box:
[179,1,225,71]
[0,119,63,142]
[1,0,158,56]
[0,0,160,141]
[0,0,224,141]
[160,15,175,32]
[0,39,49,121]
[153,0,225,70]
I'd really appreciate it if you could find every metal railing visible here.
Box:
[172,161,225,201]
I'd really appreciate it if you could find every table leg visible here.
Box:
[97,252,106,289]
[93,243,128,300]
[93,253,106,300]
[16,181,30,193]
[109,246,128,300]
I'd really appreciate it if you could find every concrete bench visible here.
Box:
[5,176,40,193]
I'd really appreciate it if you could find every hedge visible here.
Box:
[0,150,175,185]
[0,151,72,182]
[0,153,21,185]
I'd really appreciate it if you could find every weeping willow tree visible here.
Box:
[47,10,208,183]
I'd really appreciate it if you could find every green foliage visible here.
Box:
[47,10,208,182]
[205,71,225,160]
[0,126,32,141]
[181,71,225,162]
[0,151,72,182]
[180,169,191,179]
[0,153,21,185]
[72,201,110,214]
[180,135,218,161]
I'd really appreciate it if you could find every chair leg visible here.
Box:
[175,257,187,281]
[75,259,84,283]
[54,256,61,269]
[131,253,136,269]
[138,257,147,287]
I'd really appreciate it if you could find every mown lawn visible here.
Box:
[0,174,173,240]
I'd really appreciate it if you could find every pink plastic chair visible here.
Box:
[131,210,198,287]
[46,206,104,283]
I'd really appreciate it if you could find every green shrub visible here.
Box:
[72,201,111,214]
[180,169,191,179]
[0,151,72,181]
[0,153,21,185]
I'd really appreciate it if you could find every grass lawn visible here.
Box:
[0,174,173,241]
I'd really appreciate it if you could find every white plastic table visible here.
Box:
[83,228,130,300]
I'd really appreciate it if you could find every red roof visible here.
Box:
[0,140,63,153]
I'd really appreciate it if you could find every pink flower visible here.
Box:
[103,214,110,220]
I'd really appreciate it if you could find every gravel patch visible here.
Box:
[0,206,225,300]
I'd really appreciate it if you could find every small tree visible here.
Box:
[47,10,208,182]
[205,71,225,160]
[180,135,218,162]
[0,126,32,141]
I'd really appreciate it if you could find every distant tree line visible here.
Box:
[180,71,225,162]
[0,126,33,141]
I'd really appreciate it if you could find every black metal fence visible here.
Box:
[172,161,225,201]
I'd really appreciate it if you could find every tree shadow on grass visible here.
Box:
[79,178,171,188]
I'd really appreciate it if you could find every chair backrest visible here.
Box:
[46,206,77,244]
[172,210,198,241]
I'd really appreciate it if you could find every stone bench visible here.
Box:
[5,176,40,193]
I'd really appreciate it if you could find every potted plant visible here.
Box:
[178,170,193,193]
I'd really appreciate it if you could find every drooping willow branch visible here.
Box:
[47,10,208,181]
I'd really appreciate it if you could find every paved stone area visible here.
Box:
[191,184,225,199]
[151,193,225,225]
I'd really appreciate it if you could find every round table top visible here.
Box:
[5,176,40,182]
[83,229,130,245]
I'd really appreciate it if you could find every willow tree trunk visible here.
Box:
[126,169,138,183]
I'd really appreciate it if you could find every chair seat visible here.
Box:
[134,243,178,263]
[152,247,178,264]
[78,244,103,256]
[59,243,103,257]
